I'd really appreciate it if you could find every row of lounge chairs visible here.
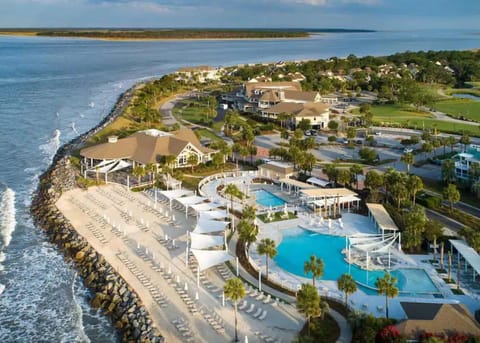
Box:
[85,193,108,210]
[116,253,168,308]
[198,306,225,334]
[85,222,107,244]
[95,187,126,207]
[171,317,194,342]
[254,331,281,343]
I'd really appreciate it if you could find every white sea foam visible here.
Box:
[0,187,16,248]
[70,273,91,343]
[0,284,5,295]
[71,122,79,135]
[39,129,61,162]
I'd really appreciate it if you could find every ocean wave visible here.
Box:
[0,187,16,248]
[70,273,91,343]
[39,129,61,163]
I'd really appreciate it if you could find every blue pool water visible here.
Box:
[274,228,439,296]
[254,189,286,207]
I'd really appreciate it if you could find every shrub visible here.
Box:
[328,136,337,142]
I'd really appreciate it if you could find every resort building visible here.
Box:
[258,161,295,181]
[453,144,480,180]
[395,302,480,342]
[174,65,223,83]
[261,102,330,129]
[237,81,302,112]
[80,128,217,175]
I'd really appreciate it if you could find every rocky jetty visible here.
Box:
[31,85,165,342]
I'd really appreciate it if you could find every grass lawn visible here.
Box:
[433,99,480,122]
[195,128,223,142]
[257,212,297,223]
[445,87,480,97]
[174,98,217,127]
[371,103,479,134]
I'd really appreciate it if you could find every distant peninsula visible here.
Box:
[0,28,376,40]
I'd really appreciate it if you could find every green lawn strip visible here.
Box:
[445,88,480,97]
[195,128,223,142]
[433,99,480,122]
[422,180,480,208]
[257,212,297,223]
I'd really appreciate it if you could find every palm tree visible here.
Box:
[238,220,259,254]
[257,238,277,280]
[424,219,443,261]
[132,165,145,184]
[242,204,257,223]
[304,255,324,287]
[224,278,246,343]
[406,175,423,206]
[441,159,456,184]
[401,152,414,174]
[187,153,198,173]
[225,184,240,211]
[145,163,156,183]
[296,283,320,336]
[164,155,176,173]
[349,164,363,190]
[375,273,398,319]
[337,273,357,305]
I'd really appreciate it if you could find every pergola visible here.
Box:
[306,176,331,188]
[449,239,480,282]
[279,178,316,194]
[366,203,399,243]
[300,188,360,217]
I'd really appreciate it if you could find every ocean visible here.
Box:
[0,29,478,342]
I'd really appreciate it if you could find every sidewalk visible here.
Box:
[228,232,353,343]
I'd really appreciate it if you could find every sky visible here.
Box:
[0,0,479,30]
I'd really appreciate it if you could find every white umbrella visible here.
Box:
[184,282,188,291]
[195,291,199,300]
[245,336,248,343]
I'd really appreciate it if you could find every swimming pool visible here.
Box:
[254,189,286,207]
[274,227,440,296]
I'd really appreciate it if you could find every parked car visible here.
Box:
[375,131,382,136]
[403,148,413,153]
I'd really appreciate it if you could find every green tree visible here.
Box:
[298,118,312,132]
[443,183,460,211]
[304,255,324,287]
[211,152,224,170]
[390,173,408,208]
[323,164,339,184]
[424,219,443,261]
[144,163,156,183]
[404,205,427,251]
[164,155,176,173]
[346,127,356,142]
[225,184,240,211]
[132,165,145,184]
[460,133,471,152]
[280,128,290,141]
[441,159,456,184]
[328,120,339,131]
[187,153,198,173]
[375,273,398,319]
[242,204,257,222]
[257,238,277,280]
[296,283,321,336]
[365,170,384,202]
[349,164,363,190]
[422,142,433,159]
[337,273,357,306]
[224,278,246,343]
[406,174,423,206]
[446,135,458,153]
[400,152,414,174]
[359,147,378,163]
[337,169,352,187]
[237,220,259,252]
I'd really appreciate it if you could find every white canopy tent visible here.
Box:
[159,189,194,209]
[190,202,222,214]
[193,219,230,234]
[189,232,225,250]
[449,239,480,282]
[87,159,131,174]
[199,210,228,221]
[175,195,208,217]
[190,248,236,286]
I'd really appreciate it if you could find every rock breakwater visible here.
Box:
[31,85,165,342]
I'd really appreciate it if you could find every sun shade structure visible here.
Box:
[189,232,225,250]
[198,210,228,220]
[190,203,222,213]
[449,239,480,281]
[306,177,331,187]
[366,203,399,232]
[159,189,193,200]
[300,187,357,198]
[175,195,207,207]
[193,219,230,234]
[190,249,234,272]
[279,178,316,189]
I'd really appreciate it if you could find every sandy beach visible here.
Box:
[56,184,302,342]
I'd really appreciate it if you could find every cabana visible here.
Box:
[279,178,316,194]
[193,219,230,234]
[449,239,480,282]
[300,188,360,216]
[189,249,236,286]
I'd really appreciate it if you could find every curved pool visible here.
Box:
[274,227,440,296]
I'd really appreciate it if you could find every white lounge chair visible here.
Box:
[238,300,248,311]
[252,308,262,318]
[259,310,268,320]
[245,304,255,313]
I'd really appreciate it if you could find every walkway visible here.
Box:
[227,232,353,343]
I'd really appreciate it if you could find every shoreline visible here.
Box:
[30,80,165,342]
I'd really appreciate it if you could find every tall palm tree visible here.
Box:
[164,155,176,173]
[225,184,240,211]
[441,159,456,184]
[424,219,443,261]
[375,273,398,319]
[349,164,363,190]
[337,273,357,305]
[257,238,277,280]
[401,152,414,174]
[237,220,259,254]
[187,153,198,173]
[304,255,324,287]
[145,163,156,183]
[132,165,145,184]
[296,283,320,336]
[242,204,257,223]
[406,174,423,206]
[224,278,246,343]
